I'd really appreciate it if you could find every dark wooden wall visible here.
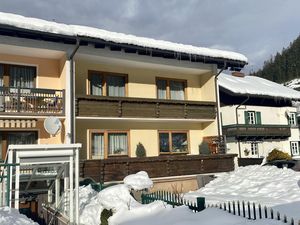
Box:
[80,154,237,182]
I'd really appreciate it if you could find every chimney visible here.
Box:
[232,71,245,77]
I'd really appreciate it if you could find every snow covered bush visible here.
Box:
[266,149,292,162]
[136,142,146,157]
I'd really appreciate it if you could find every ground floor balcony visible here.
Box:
[80,154,236,182]
[0,87,64,115]
[76,95,216,120]
[222,124,291,140]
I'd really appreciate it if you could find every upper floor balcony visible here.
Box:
[0,87,64,115]
[222,124,291,140]
[76,95,216,120]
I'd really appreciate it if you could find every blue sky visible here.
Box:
[1,0,300,73]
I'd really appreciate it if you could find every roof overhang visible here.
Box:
[0,24,247,71]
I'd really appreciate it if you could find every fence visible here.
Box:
[141,190,205,212]
[207,201,299,225]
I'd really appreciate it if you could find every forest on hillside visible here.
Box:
[251,35,300,84]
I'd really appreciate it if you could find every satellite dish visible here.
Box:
[44,116,62,135]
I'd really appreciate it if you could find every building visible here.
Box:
[0,12,248,188]
[220,72,300,159]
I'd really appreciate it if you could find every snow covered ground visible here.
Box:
[284,78,300,90]
[77,167,298,225]
[0,207,38,225]
[185,165,300,221]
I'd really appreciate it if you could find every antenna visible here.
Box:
[44,116,62,136]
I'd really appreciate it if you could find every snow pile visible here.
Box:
[0,12,248,63]
[185,165,300,205]
[123,171,153,191]
[0,207,38,225]
[284,78,300,90]
[219,73,300,99]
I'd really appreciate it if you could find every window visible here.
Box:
[244,111,261,125]
[0,64,36,88]
[90,130,129,159]
[288,113,297,126]
[250,142,258,156]
[159,131,188,153]
[0,131,37,161]
[290,141,299,156]
[88,71,127,97]
[156,78,186,100]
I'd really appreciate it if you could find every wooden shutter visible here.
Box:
[255,112,261,124]
[244,111,249,124]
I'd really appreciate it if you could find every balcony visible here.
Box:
[80,154,236,182]
[222,124,291,140]
[0,87,64,115]
[76,95,216,120]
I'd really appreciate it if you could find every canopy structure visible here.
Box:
[0,144,81,225]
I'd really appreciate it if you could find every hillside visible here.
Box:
[251,35,300,85]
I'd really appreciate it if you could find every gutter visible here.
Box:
[67,38,80,143]
[214,65,225,153]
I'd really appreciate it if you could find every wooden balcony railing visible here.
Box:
[222,124,291,140]
[76,95,216,120]
[80,154,236,182]
[0,87,65,115]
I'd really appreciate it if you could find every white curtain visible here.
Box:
[92,133,104,159]
[90,74,103,96]
[0,65,3,86]
[170,81,184,100]
[108,133,128,155]
[9,66,36,88]
[107,75,125,97]
[157,79,167,99]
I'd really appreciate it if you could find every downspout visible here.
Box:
[235,96,250,157]
[215,63,226,153]
[67,38,80,144]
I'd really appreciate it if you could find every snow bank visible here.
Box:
[0,207,38,225]
[110,205,285,225]
[185,165,300,220]
[0,12,248,63]
[219,73,300,99]
[123,171,153,190]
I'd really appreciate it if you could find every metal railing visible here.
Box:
[0,87,65,114]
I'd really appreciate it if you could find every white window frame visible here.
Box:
[291,141,299,156]
[250,142,258,156]
[288,113,297,126]
[248,111,256,125]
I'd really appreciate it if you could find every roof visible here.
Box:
[0,12,247,68]
[219,73,300,100]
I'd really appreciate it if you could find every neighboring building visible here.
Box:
[0,12,248,185]
[219,72,300,159]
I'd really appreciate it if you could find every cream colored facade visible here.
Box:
[0,41,70,159]
[221,105,300,158]
[74,50,218,160]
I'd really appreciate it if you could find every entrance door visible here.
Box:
[0,131,37,160]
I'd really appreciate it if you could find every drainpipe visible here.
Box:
[215,65,225,153]
[235,96,250,157]
[66,38,80,144]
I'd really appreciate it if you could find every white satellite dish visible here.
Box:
[44,116,62,136]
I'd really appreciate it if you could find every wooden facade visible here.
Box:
[80,154,236,182]
[76,95,216,119]
[222,124,291,140]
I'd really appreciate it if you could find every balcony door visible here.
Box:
[0,131,37,161]
[0,64,36,88]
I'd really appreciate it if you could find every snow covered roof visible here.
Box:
[219,73,300,100]
[0,12,247,65]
